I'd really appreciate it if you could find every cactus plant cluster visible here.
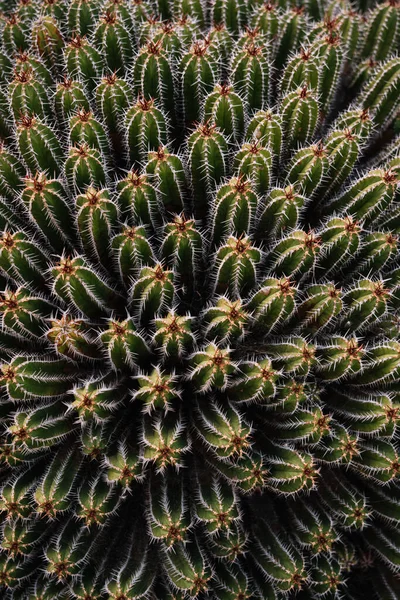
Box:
[0,0,399,598]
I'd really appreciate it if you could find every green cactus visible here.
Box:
[124,96,167,166]
[187,121,228,215]
[68,0,101,36]
[21,172,76,253]
[65,34,104,94]
[245,107,283,157]
[179,39,218,124]
[65,143,107,192]
[204,83,245,143]
[234,140,273,195]
[145,146,187,213]
[93,8,133,75]
[31,15,64,73]
[280,84,320,149]
[55,77,90,123]
[133,40,175,121]
[9,67,52,121]
[16,113,64,177]
[95,72,132,138]
[231,41,271,111]
[0,2,399,600]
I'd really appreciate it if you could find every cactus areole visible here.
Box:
[0,0,399,599]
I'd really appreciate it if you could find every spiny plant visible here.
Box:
[0,0,399,599]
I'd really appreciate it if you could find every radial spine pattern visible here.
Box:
[0,0,399,599]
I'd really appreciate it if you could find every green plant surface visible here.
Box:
[0,1,399,599]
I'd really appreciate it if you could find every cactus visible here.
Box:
[9,67,52,121]
[16,113,64,177]
[204,83,245,143]
[93,8,133,75]
[179,39,218,124]
[124,96,167,166]
[0,2,399,600]
[230,41,271,111]
[133,40,175,121]
[95,72,132,138]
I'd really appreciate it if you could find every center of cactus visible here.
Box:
[86,189,100,205]
[299,85,310,99]
[1,231,15,252]
[166,318,180,333]
[233,176,248,194]
[105,72,118,86]
[54,561,71,578]
[248,140,260,154]
[313,142,325,157]
[8,541,20,556]
[154,265,166,281]
[328,286,340,298]
[17,114,35,129]
[263,3,275,13]
[69,35,84,49]
[328,576,339,588]
[326,31,341,46]
[82,394,94,408]
[346,340,362,357]
[147,41,162,56]
[391,461,400,473]
[111,321,126,336]
[304,232,321,249]
[75,143,89,157]
[13,427,28,441]
[137,96,153,111]
[344,217,359,233]
[77,108,91,122]
[31,173,46,191]
[291,572,304,589]
[103,11,117,26]
[192,40,208,57]
[212,350,227,366]
[167,524,182,541]
[6,15,18,26]
[382,168,398,185]
[59,259,75,277]
[5,501,19,516]
[2,366,16,381]
[1,292,18,310]
[316,534,329,548]
[0,572,10,586]
[373,282,388,297]
[235,239,247,253]
[198,122,216,137]
[60,77,73,90]
[246,43,261,57]
[192,576,208,593]
[231,435,247,452]
[14,68,32,83]
[219,83,231,96]
[228,305,240,320]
